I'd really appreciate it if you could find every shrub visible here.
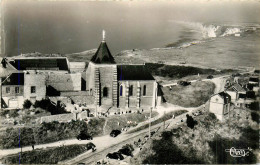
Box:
[186,114,197,129]
[0,127,35,149]
[251,112,259,124]
[248,102,259,111]
[142,132,203,164]
[3,144,87,164]
[23,100,32,109]
[122,144,134,152]
[207,113,217,121]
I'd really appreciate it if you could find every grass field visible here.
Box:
[103,112,159,135]
[162,81,215,107]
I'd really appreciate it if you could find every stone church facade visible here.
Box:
[86,32,158,109]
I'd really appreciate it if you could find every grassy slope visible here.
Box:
[127,110,187,134]
[162,81,215,107]
[0,112,159,149]
[2,144,87,164]
[131,108,259,164]
[103,112,158,135]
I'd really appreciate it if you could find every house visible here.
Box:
[1,72,47,108]
[225,83,247,103]
[209,91,231,121]
[0,31,159,112]
[1,73,24,108]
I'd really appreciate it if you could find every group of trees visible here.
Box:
[23,99,68,115]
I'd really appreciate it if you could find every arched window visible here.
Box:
[129,85,133,96]
[143,85,146,96]
[120,85,123,96]
[103,87,108,97]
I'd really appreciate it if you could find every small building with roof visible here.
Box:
[1,73,25,108]
[209,91,231,121]
[225,83,247,102]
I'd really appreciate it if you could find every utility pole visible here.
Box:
[149,107,152,139]
[163,110,166,130]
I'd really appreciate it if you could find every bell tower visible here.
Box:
[85,31,117,107]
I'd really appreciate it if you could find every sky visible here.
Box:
[1,0,260,56]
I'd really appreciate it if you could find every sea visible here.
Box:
[2,1,260,69]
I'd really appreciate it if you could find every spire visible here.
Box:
[102,30,106,42]
[90,30,116,64]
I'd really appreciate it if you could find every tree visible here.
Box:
[186,114,197,129]
[23,100,32,109]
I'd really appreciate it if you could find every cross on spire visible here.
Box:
[102,30,105,41]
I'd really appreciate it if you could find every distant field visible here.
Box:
[162,81,215,107]
[145,63,236,79]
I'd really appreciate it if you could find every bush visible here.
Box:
[87,118,105,136]
[248,102,259,111]
[0,120,90,149]
[143,131,203,164]
[207,113,217,121]
[251,112,259,124]
[33,99,68,115]
[3,145,87,164]
[0,127,35,149]
[23,100,32,109]
[186,114,197,129]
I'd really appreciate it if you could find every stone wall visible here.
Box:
[46,73,81,91]
[40,113,76,123]
[69,62,86,73]
[77,111,89,120]
[2,96,24,108]
[70,95,95,105]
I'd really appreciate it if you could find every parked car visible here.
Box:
[77,132,93,140]
[150,131,156,136]
[118,148,133,157]
[177,81,191,86]
[177,80,185,85]
[86,142,96,152]
[207,75,214,79]
[110,130,121,137]
[106,152,124,160]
